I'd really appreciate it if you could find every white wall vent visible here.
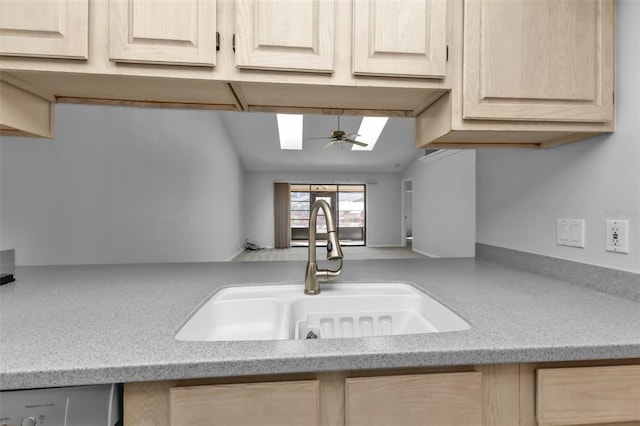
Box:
[418,149,464,165]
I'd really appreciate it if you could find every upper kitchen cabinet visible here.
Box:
[0,77,54,138]
[234,0,335,73]
[352,0,446,78]
[463,0,614,123]
[0,0,89,60]
[109,0,217,66]
[416,0,615,149]
[228,0,447,115]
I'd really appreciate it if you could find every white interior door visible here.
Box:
[401,179,414,246]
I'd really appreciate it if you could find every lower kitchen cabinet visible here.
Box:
[345,373,482,425]
[535,365,640,426]
[170,380,319,426]
[124,360,640,426]
[520,362,640,426]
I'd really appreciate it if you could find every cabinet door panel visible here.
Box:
[353,0,446,78]
[345,372,482,426]
[170,380,320,426]
[0,0,88,59]
[537,365,640,425]
[109,0,216,66]
[463,0,614,122]
[235,0,334,73]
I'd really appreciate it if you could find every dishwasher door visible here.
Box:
[0,383,120,426]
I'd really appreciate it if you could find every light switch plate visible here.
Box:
[606,220,629,253]
[557,219,585,248]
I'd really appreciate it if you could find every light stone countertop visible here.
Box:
[1,258,639,390]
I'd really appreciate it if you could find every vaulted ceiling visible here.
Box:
[218,111,421,173]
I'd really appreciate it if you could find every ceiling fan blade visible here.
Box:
[344,133,361,138]
[323,140,338,148]
[307,136,333,140]
[345,138,369,147]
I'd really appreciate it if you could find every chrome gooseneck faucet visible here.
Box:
[305,199,344,295]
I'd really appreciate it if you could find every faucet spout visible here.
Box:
[305,199,344,295]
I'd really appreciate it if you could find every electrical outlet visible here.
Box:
[557,219,585,248]
[606,220,629,253]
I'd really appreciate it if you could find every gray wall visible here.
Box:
[243,171,402,248]
[0,104,245,265]
[476,0,640,273]
[402,151,476,257]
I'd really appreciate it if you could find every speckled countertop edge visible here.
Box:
[1,258,639,390]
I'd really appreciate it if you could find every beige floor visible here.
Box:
[232,245,428,261]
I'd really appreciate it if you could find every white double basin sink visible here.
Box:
[176,282,470,342]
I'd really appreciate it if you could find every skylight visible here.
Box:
[351,117,389,151]
[277,114,303,150]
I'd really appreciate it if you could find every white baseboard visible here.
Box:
[412,248,440,258]
[225,248,246,262]
[366,244,404,248]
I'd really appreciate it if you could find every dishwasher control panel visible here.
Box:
[0,384,119,426]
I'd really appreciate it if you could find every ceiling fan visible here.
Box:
[306,116,368,149]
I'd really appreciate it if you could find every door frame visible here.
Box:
[400,178,414,247]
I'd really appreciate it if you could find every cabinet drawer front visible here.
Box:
[170,380,319,426]
[345,372,482,426]
[537,365,640,425]
[0,0,88,59]
[109,0,216,66]
[463,0,614,123]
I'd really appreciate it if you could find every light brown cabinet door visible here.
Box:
[109,0,217,66]
[170,380,320,426]
[234,0,334,73]
[352,0,446,78]
[537,365,640,425]
[0,0,88,59]
[463,0,614,123]
[345,372,482,426]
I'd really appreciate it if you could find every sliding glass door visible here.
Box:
[289,184,365,246]
[337,185,365,244]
